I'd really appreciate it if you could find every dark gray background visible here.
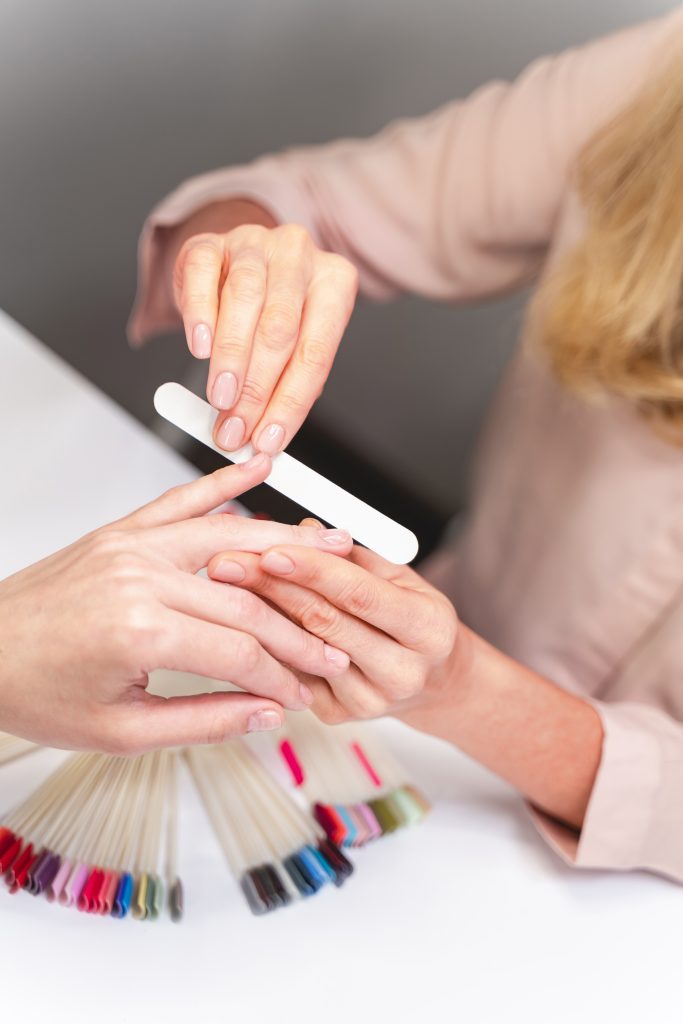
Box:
[0,0,675,516]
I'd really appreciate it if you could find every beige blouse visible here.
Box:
[131,8,683,881]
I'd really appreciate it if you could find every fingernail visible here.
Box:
[324,644,349,669]
[247,709,283,733]
[211,371,239,410]
[192,323,212,358]
[261,551,295,575]
[257,423,285,455]
[240,452,270,473]
[216,416,245,451]
[299,683,314,706]
[212,559,246,583]
[321,529,351,546]
[300,518,324,529]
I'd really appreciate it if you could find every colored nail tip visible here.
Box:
[279,739,305,786]
[145,874,157,921]
[240,871,269,915]
[283,856,315,898]
[169,878,184,922]
[0,835,22,874]
[48,858,71,903]
[350,741,383,788]
[132,874,149,921]
[305,845,336,885]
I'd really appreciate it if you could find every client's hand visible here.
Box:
[207,539,462,724]
[0,456,352,752]
[173,221,358,455]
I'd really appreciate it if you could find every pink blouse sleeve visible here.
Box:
[530,700,683,883]
[129,12,679,343]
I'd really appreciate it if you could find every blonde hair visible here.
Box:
[535,42,683,441]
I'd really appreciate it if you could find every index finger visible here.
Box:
[146,518,353,573]
[256,545,435,652]
[113,454,272,532]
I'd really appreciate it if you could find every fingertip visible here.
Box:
[192,322,213,359]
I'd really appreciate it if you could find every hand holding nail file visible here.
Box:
[154,383,419,564]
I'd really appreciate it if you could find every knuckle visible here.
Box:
[238,375,269,407]
[273,387,309,414]
[339,577,378,618]
[392,659,426,700]
[315,702,348,727]
[204,712,238,746]
[258,302,299,350]
[226,263,266,303]
[281,223,311,249]
[299,598,339,638]
[232,633,262,674]
[184,238,222,272]
[354,692,387,720]
[299,337,333,375]
[426,606,458,659]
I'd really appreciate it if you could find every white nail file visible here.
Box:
[154,382,419,565]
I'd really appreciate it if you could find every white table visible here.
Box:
[0,310,680,1024]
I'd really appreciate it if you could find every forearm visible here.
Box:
[399,626,604,831]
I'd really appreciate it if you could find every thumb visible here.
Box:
[117,692,284,753]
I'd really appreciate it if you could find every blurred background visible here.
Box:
[0,0,676,548]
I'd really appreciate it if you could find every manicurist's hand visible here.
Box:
[206,536,605,831]
[173,219,358,455]
[206,540,461,724]
[0,457,352,753]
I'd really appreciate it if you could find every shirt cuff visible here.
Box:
[528,700,669,877]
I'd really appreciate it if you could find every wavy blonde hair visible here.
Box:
[535,43,683,441]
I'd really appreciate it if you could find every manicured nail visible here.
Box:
[321,529,351,546]
[324,644,349,669]
[192,323,212,358]
[211,371,239,410]
[257,423,285,455]
[215,416,245,451]
[247,709,283,733]
[212,560,246,583]
[299,683,314,706]
[261,551,295,575]
[240,452,270,473]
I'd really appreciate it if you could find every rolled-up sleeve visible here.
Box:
[129,11,677,344]
[530,701,683,882]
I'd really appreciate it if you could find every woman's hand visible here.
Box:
[0,457,353,753]
[206,540,463,724]
[173,221,358,454]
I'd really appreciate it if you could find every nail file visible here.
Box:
[153,382,419,564]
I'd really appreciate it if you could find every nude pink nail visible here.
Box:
[212,560,246,583]
[261,551,295,575]
[324,644,349,669]
[211,371,238,410]
[247,710,283,733]
[257,423,285,455]
[299,683,314,706]
[321,529,351,546]
[216,416,245,450]
[192,323,212,358]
